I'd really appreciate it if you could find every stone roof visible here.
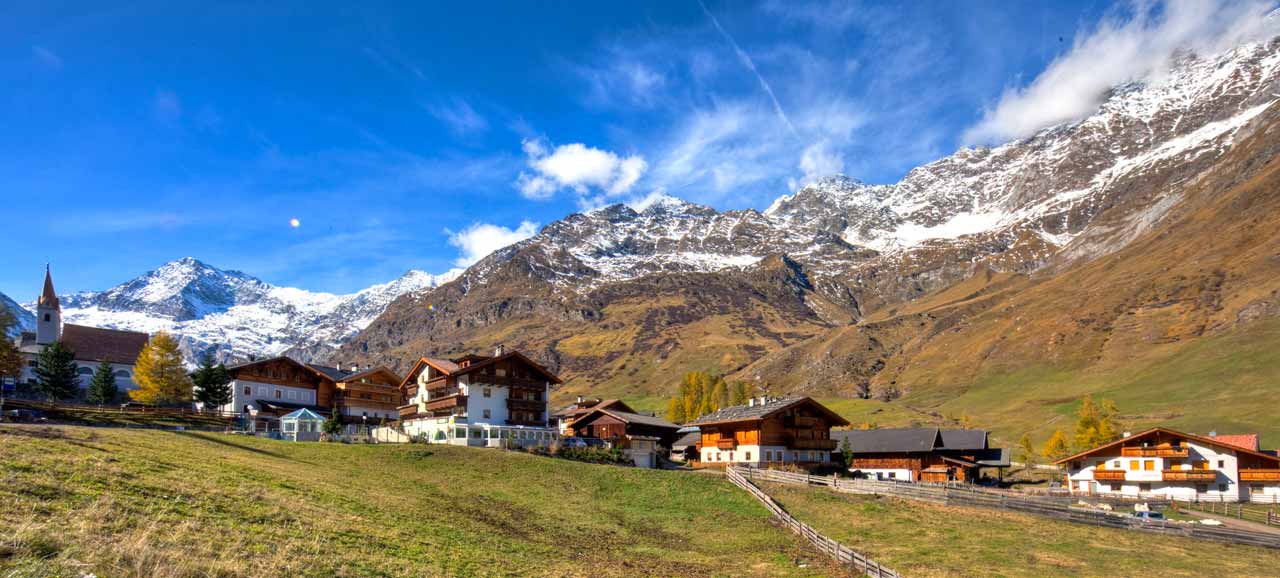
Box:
[60,323,148,365]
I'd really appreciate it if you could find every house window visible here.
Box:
[745,451,752,461]
[287,391,295,400]
[1113,460,1121,468]
[888,472,896,479]
[1109,483,1121,491]
[1139,483,1151,492]
[484,388,492,398]
[275,390,282,399]
[1217,460,1225,469]
[483,409,491,419]
[243,386,251,396]
[1129,460,1139,470]
[1218,484,1228,492]
[78,367,93,375]
[1143,460,1154,471]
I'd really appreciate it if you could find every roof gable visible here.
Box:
[338,366,403,385]
[1054,427,1280,465]
[686,397,849,427]
[227,356,334,383]
[570,408,680,430]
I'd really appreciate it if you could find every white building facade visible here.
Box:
[399,351,561,449]
[1059,428,1280,503]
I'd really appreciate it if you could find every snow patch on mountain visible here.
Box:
[1,291,35,338]
[31,258,460,364]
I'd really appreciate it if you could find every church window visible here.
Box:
[43,314,50,322]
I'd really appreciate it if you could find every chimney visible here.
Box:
[748,398,756,407]
[758,396,768,406]
[1209,431,1217,438]
[1122,431,1131,438]
[350,364,358,373]
[494,344,507,356]
[576,395,584,404]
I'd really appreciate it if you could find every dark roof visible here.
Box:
[686,397,849,427]
[60,323,148,365]
[834,428,943,453]
[939,430,989,451]
[672,431,701,450]
[571,408,679,430]
[553,398,634,419]
[308,364,354,381]
[972,447,1011,467]
[18,332,36,348]
[39,266,59,309]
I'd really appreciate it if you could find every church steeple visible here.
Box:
[36,264,62,345]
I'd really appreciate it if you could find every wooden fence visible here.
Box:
[724,467,898,578]
[1176,500,1280,527]
[732,467,1280,550]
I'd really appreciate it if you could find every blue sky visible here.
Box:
[2,0,1268,300]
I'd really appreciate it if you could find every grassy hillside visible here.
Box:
[763,484,1280,578]
[0,426,840,578]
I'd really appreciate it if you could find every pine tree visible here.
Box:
[1017,433,1037,467]
[839,435,854,469]
[85,360,118,405]
[1042,430,1071,461]
[130,332,192,406]
[323,405,343,437]
[192,354,232,411]
[34,341,79,401]
[0,310,23,383]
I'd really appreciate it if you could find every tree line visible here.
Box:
[0,311,232,410]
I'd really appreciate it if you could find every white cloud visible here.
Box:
[515,139,648,203]
[798,140,844,187]
[964,0,1280,145]
[427,98,489,136]
[446,220,540,267]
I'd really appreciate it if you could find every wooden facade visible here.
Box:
[227,357,337,410]
[689,397,850,469]
[334,366,404,424]
[567,408,681,447]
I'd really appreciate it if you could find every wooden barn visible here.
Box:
[565,407,681,448]
[832,428,1010,483]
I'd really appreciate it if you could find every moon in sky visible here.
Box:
[289,218,301,228]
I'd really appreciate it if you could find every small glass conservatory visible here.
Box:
[280,408,326,442]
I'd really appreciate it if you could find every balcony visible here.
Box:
[426,386,463,400]
[505,418,548,427]
[1093,469,1126,481]
[783,416,821,428]
[397,404,419,418]
[507,398,546,412]
[1240,469,1280,482]
[1162,469,1217,482]
[1121,446,1188,458]
[792,438,838,451]
[716,438,738,450]
[423,395,467,413]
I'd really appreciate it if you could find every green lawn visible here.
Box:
[0,426,841,578]
[762,483,1280,578]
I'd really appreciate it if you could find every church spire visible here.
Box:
[38,264,60,310]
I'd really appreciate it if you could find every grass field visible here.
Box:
[762,483,1280,578]
[0,426,842,578]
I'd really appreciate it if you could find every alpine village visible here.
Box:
[7,3,1280,578]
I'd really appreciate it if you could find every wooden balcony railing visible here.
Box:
[426,386,463,400]
[397,404,419,418]
[1240,469,1280,482]
[1093,469,1126,481]
[791,438,838,451]
[716,438,738,450]
[1121,447,1188,458]
[507,398,546,412]
[1162,469,1217,482]
[424,395,466,412]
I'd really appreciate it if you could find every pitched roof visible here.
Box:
[553,398,633,419]
[1054,427,1280,465]
[671,431,701,450]
[833,428,943,453]
[308,364,354,381]
[400,350,562,388]
[335,366,403,385]
[1213,434,1260,452]
[60,323,148,365]
[226,356,336,383]
[38,266,59,309]
[570,408,679,431]
[685,397,850,427]
[939,429,989,451]
[282,408,325,421]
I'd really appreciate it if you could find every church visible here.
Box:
[14,266,149,398]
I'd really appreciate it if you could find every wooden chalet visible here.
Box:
[552,397,636,433]
[323,364,404,432]
[831,428,1010,483]
[398,346,564,447]
[1055,427,1280,502]
[687,396,849,468]
[223,356,337,431]
[565,406,681,447]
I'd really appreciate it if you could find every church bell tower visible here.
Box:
[35,265,62,345]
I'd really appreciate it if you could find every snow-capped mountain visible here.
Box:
[466,35,1279,291]
[34,257,459,364]
[1,290,35,338]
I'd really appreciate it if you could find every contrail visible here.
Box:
[697,0,798,137]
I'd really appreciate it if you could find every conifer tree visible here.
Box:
[130,332,192,406]
[85,360,118,405]
[34,341,79,401]
[323,406,344,436]
[839,435,854,469]
[192,354,232,411]
[1042,430,1071,461]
